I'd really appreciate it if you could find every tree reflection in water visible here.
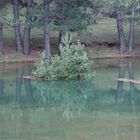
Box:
[24,64,33,103]
[16,65,23,104]
[116,60,126,104]
[116,60,139,140]
[116,60,137,105]
[0,64,4,99]
[0,62,140,139]
[32,80,94,120]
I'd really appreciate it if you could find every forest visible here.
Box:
[0,0,139,60]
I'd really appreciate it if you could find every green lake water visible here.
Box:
[0,59,140,140]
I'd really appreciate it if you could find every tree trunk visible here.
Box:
[57,2,64,55]
[128,4,136,53]
[0,23,4,55]
[23,0,33,55]
[13,0,23,52]
[44,1,51,58]
[116,10,127,54]
[58,30,63,55]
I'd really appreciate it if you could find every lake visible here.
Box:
[0,59,140,140]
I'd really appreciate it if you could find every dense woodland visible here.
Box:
[0,0,140,57]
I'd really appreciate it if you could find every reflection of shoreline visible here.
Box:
[0,62,140,139]
[0,62,139,112]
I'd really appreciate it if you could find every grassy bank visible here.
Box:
[1,18,140,62]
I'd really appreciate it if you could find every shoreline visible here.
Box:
[0,59,37,64]
[93,54,140,59]
[0,54,139,64]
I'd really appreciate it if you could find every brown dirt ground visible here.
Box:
[1,41,140,63]
[0,45,40,63]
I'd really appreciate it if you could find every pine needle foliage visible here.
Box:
[32,33,93,80]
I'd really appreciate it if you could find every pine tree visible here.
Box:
[12,0,23,52]
[23,0,33,55]
[51,0,93,52]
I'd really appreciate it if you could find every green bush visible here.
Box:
[32,33,94,80]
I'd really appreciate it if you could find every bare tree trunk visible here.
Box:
[116,11,127,54]
[0,22,4,55]
[57,2,64,55]
[23,0,33,55]
[44,1,51,58]
[12,0,23,52]
[58,30,63,55]
[128,4,136,53]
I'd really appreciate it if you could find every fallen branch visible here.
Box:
[115,78,140,84]
[23,76,47,80]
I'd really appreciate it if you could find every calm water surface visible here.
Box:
[0,59,140,140]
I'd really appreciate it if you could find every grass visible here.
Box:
[1,17,140,62]
[83,18,140,43]
[83,18,140,58]
[0,56,33,63]
[84,18,118,43]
